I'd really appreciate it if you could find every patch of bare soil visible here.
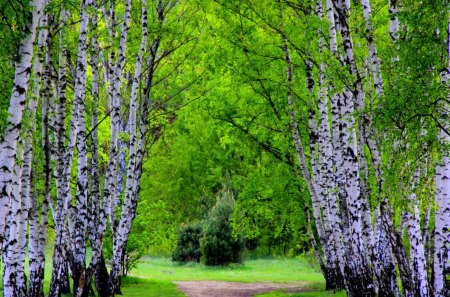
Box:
[175,280,309,297]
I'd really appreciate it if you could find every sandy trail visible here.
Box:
[174,280,309,297]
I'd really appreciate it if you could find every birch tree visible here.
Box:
[1,0,45,295]
[49,6,71,296]
[434,9,450,296]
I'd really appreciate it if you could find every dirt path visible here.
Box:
[175,280,309,297]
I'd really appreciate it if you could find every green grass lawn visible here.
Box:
[121,277,185,297]
[257,291,346,297]
[131,257,325,283]
[122,257,345,296]
[1,256,345,296]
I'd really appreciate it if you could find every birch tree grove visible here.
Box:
[211,0,450,296]
[0,0,200,295]
[2,0,450,296]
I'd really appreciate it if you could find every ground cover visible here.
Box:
[1,256,345,296]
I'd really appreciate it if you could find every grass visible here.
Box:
[1,255,345,296]
[122,256,345,296]
[257,291,346,297]
[131,257,325,283]
[121,277,185,297]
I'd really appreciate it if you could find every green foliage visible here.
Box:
[172,222,202,263]
[200,188,244,266]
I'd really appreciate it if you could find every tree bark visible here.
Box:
[109,0,149,292]
[1,1,45,295]
[69,1,91,296]
[49,6,71,296]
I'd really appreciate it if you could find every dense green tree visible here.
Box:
[172,222,202,263]
[200,188,244,266]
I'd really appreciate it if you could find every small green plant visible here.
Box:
[200,188,244,266]
[172,222,202,263]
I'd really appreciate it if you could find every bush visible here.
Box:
[172,222,202,263]
[200,188,244,266]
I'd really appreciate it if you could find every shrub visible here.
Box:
[172,222,202,263]
[200,188,244,266]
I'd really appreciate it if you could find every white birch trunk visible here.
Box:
[389,0,399,42]
[278,33,332,290]
[3,154,24,297]
[104,0,132,233]
[0,0,44,255]
[1,1,45,295]
[433,11,450,296]
[27,23,47,297]
[86,2,103,289]
[37,23,53,294]
[49,7,71,296]
[404,192,429,296]
[332,0,374,294]
[307,64,339,290]
[70,1,91,295]
[318,86,347,291]
[360,0,383,96]
[16,9,50,294]
[389,0,400,62]
[109,0,149,291]
[28,16,53,297]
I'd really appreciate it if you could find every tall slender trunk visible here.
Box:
[1,1,45,295]
[26,11,47,297]
[0,0,44,254]
[279,28,332,288]
[36,18,53,295]
[433,9,450,297]
[104,0,132,235]
[29,14,53,297]
[69,1,91,295]
[332,0,375,294]
[109,0,149,291]
[49,6,71,296]
[85,2,104,295]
